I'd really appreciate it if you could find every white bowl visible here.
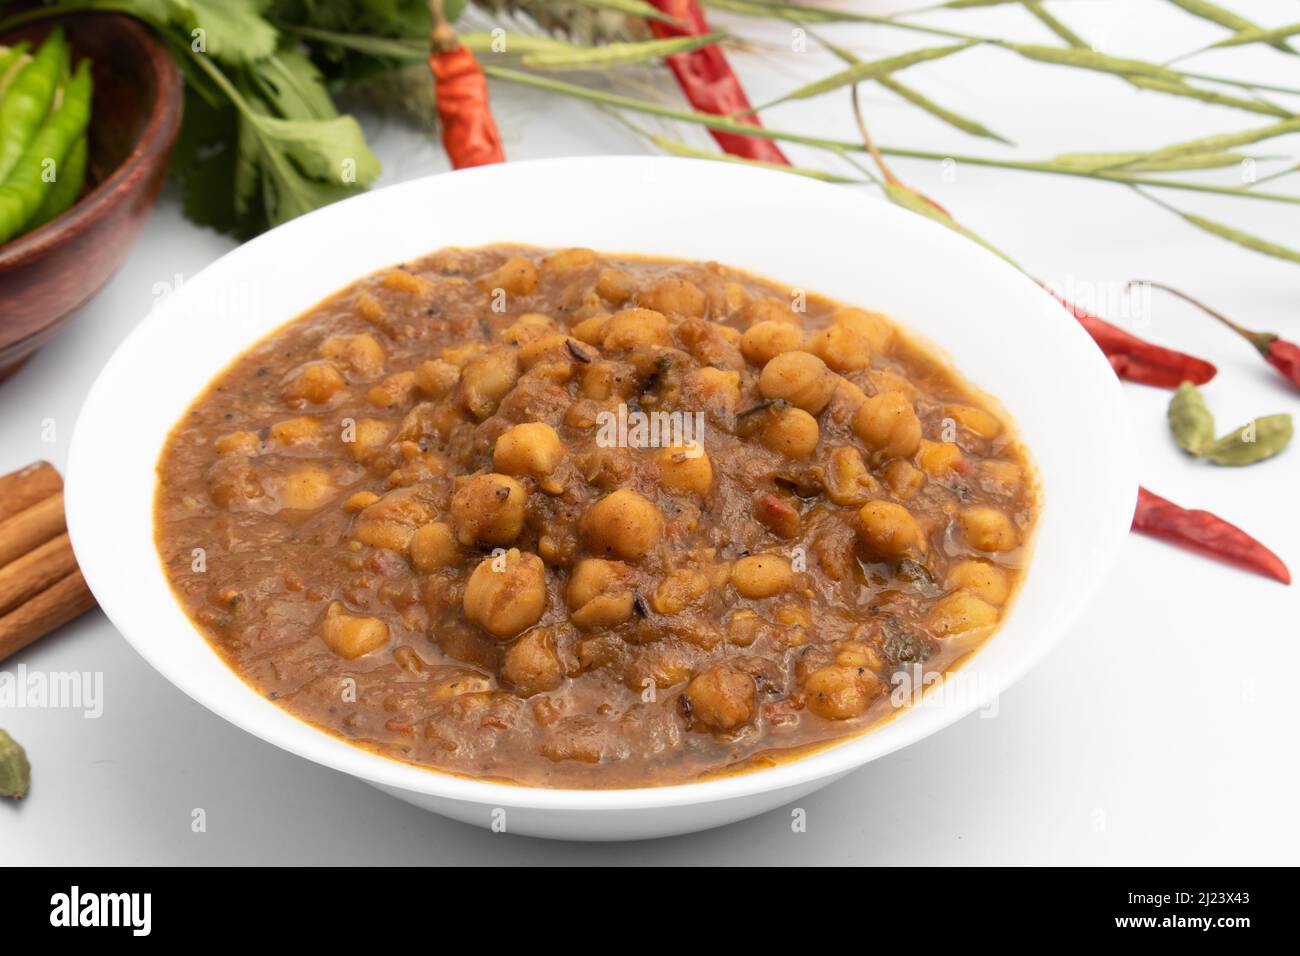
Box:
[66,157,1137,841]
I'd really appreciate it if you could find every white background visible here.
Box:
[1,0,1297,864]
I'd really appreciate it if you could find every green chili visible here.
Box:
[0,28,68,183]
[27,132,86,230]
[0,58,92,244]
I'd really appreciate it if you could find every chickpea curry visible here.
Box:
[154,245,1038,788]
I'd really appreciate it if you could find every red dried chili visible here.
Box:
[1133,486,1290,584]
[1039,283,1217,389]
[429,1,504,170]
[1136,280,1300,390]
[645,0,791,165]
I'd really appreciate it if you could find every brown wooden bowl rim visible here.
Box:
[0,12,184,270]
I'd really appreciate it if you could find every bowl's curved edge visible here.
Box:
[66,156,1139,822]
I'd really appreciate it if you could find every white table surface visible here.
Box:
[2,1,1297,865]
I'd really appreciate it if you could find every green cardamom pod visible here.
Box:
[1167,381,1216,456]
[1204,413,1293,466]
[0,728,31,800]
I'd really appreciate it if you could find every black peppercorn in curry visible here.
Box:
[154,245,1038,788]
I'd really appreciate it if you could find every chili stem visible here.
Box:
[1129,279,1272,349]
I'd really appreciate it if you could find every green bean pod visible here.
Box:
[0,58,92,244]
[0,41,33,98]
[26,132,87,231]
[0,28,68,183]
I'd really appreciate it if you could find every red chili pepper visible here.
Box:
[1132,486,1290,584]
[645,0,790,165]
[429,2,504,170]
[1039,282,1217,388]
[1136,279,1300,390]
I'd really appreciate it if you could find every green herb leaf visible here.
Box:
[1168,382,1216,456]
[0,729,30,800]
[1205,414,1293,466]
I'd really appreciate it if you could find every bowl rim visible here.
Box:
[0,11,183,271]
[66,156,1138,813]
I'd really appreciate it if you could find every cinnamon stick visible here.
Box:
[0,570,96,663]
[0,491,65,568]
[0,461,61,523]
[0,532,78,617]
[0,462,96,663]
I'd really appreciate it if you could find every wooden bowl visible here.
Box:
[0,12,183,382]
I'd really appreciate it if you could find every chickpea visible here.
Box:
[279,467,335,510]
[652,568,710,614]
[353,485,437,550]
[945,403,1003,440]
[494,422,564,479]
[740,320,802,366]
[460,349,520,420]
[321,603,389,659]
[946,560,1011,605]
[806,321,872,372]
[580,489,662,561]
[730,554,793,598]
[760,405,819,458]
[348,419,391,462]
[602,308,671,351]
[320,333,385,377]
[543,247,598,274]
[502,629,564,697]
[595,268,635,305]
[742,298,799,327]
[625,647,694,693]
[831,306,892,353]
[803,665,880,720]
[415,359,459,398]
[823,446,878,505]
[502,312,558,346]
[882,458,925,500]
[463,549,547,639]
[282,362,345,405]
[382,269,428,294]
[566,558,635,628]
[916,439,964,477]
[571,314,610,346]
[214,431,260,455]
[852,390,922,459]
[958,506,1019,552]
[269,416,322,446]
[409,522,458,572]
[476,255,539,296]
[682,665,756,732]
[976,459,1023,495]
[638,276,707,318]
[656,444,712,497]
[858,500,925,557]
[343,491,379,513]
[686,366,741,412]
[758,351,837,414]
[927,590,999,638]
[366,371,418,409]
[451,473,527,546]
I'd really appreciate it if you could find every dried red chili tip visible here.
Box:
[1038,282,1217,388]
[1135,280,1300,390]
[429,3,505,170]
[645,0,791,166]
[1132,486,1290,585]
